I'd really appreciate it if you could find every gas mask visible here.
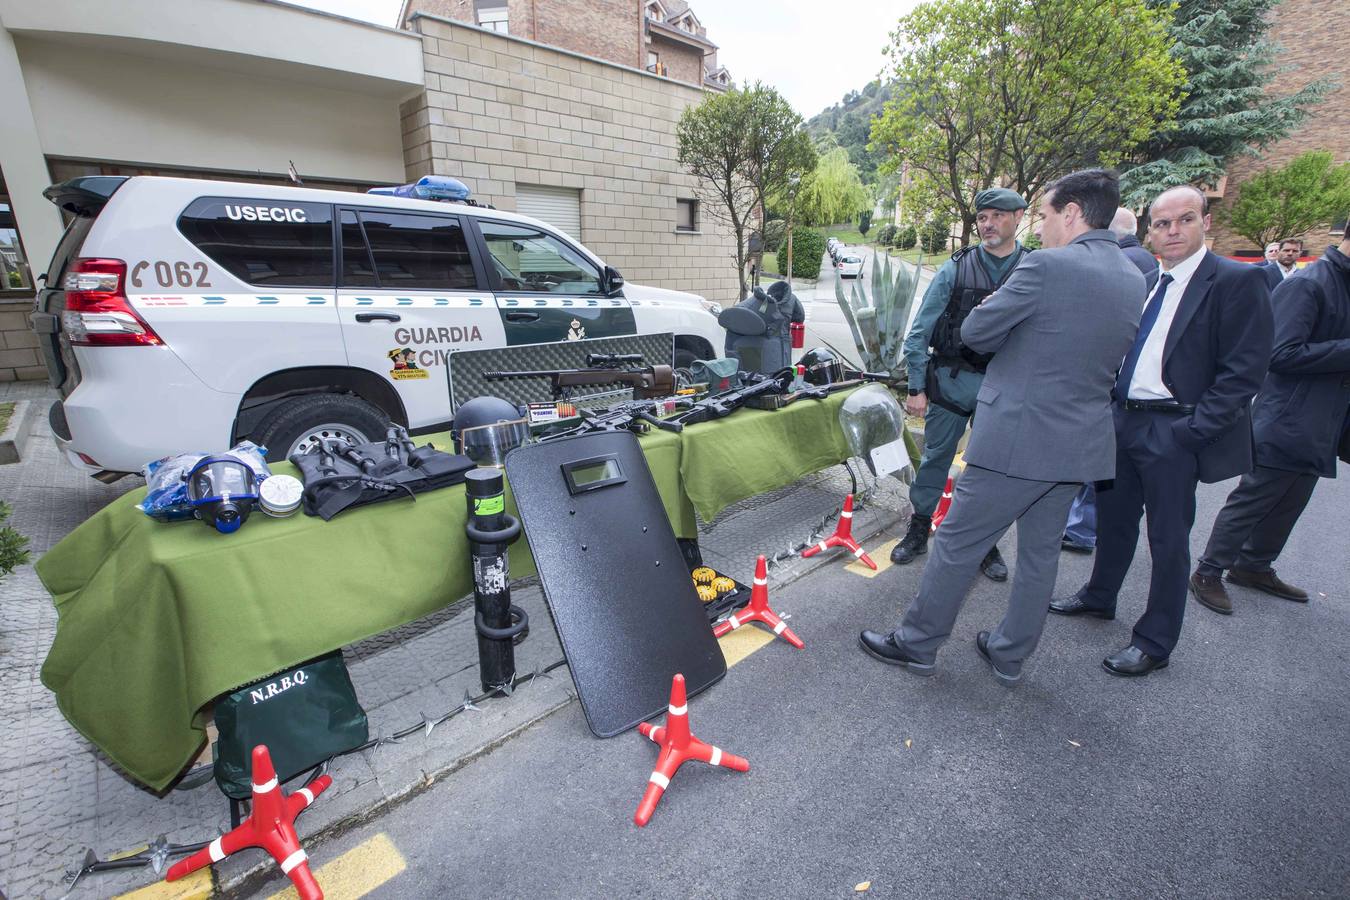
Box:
[186,455,260,533]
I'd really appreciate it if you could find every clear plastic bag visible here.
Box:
[139,441,271,522]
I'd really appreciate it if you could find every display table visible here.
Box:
[37,393,856,790]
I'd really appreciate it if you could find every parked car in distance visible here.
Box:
[837,254,864,279]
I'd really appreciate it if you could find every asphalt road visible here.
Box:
[281,464,1350,898]
[796,247,933,372]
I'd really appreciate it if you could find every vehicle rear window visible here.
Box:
[45,216,95,286]
[354,210,476,290]
[178,198,334,287]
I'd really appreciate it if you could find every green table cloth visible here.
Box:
[37,393,855,790]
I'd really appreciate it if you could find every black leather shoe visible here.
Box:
[858,630,935,676]
[1048,590,1115,620]
[1102,645,1169,677]
[1061,536,1094,554]
[980,546,1009,582]
[1189,571,1232,615]
[890,514,931,565]
[1226,568,1309,602]
[975,631,1021,685]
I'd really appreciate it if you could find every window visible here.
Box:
[478,221,603,294]
[475,0,508,33]
[340,210,377,287]
[356,211,476,290]
[676,199,698,232]
[0,201,32,293]
[178,198,333,287]
[647,51,660,70]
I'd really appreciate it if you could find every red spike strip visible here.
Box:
[931,477,955,532]
[166,745,330,900]
[633,673,748,827]
[712,555,805,649]
[799,494,876,569]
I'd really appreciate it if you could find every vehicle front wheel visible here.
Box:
[251,393,389,462]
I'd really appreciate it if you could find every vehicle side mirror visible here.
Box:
[604,265,624,297]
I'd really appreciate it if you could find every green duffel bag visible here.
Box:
[212,651,369,799]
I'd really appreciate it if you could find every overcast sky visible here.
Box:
[290,0,917,118]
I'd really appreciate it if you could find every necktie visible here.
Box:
[1115,273,1174,401]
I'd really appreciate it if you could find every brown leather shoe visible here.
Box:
[1189,572,1232,615]
[1226,568,1309,602]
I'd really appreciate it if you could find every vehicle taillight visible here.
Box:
[62,258,162,346]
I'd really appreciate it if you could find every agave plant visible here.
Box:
[832,249,925,383]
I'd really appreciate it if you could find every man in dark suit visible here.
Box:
[860,169,1141,684]
[1190,234,1350,612]
[1260,238,1303,290]
[1063,207,1160,553]
[1050,185,1274,676]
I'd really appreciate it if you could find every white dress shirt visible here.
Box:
[1278,262,1297,279]
[1127,245,1208,400]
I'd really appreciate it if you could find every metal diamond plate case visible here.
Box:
[447,333,675,413]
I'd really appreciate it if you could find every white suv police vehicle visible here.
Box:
[31,175,724,478]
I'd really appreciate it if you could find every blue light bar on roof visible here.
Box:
[367,175,472,202]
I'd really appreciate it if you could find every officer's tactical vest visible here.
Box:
[931,245,1026,373]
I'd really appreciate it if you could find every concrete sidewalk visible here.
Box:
[0,380,909,899]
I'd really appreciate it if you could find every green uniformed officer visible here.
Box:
[892,187,1030,580]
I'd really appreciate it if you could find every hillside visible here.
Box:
[805,80,893,185]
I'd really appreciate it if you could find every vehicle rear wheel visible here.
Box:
[251,393,389,462]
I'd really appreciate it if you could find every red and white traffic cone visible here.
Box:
[930,477,955,532]
[634,673,748,827]
[166,745,331,900]
[712,555,804,649]
[799,494,876,569]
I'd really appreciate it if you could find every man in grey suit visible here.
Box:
[860,169,1143,684]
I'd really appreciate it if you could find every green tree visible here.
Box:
[859,210,873,236]
[1223,151,1350,248]
[678,84,816,301]
[870,0,1184,245]
[1119,0,1335,209]
[796,147,869,226]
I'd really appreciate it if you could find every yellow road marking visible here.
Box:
[115,869,211,900]
[718,621,778,667]
[267,833,406,900]
[846,539,898,578]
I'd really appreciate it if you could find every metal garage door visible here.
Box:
[515,184,582,242]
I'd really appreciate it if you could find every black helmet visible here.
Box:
[798,347,847,386]
[451,396,530,466]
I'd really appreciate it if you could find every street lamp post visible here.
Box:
[785,173,801,288]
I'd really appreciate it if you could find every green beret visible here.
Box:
[975,188,1027,211]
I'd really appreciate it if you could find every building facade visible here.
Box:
[1206,0,1349,255]
[401,0,731,92]
[0,0,741,382]
[400,12,739,306]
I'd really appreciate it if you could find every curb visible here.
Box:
[0,399,37,465]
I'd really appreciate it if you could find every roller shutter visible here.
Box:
[515,184,582,241]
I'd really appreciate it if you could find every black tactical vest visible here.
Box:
[931,245,1025,373]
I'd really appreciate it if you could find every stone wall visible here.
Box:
[0,300,43,382]
[1207,0,1350,255]
[402,15,742,307]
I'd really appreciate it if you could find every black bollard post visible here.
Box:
[464,468,527,693]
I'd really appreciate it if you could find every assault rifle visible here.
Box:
[537,396,694,442]
[668,371,794,427]
[483,353,674,401]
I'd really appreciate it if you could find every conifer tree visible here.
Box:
[1119,0,1333,208]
